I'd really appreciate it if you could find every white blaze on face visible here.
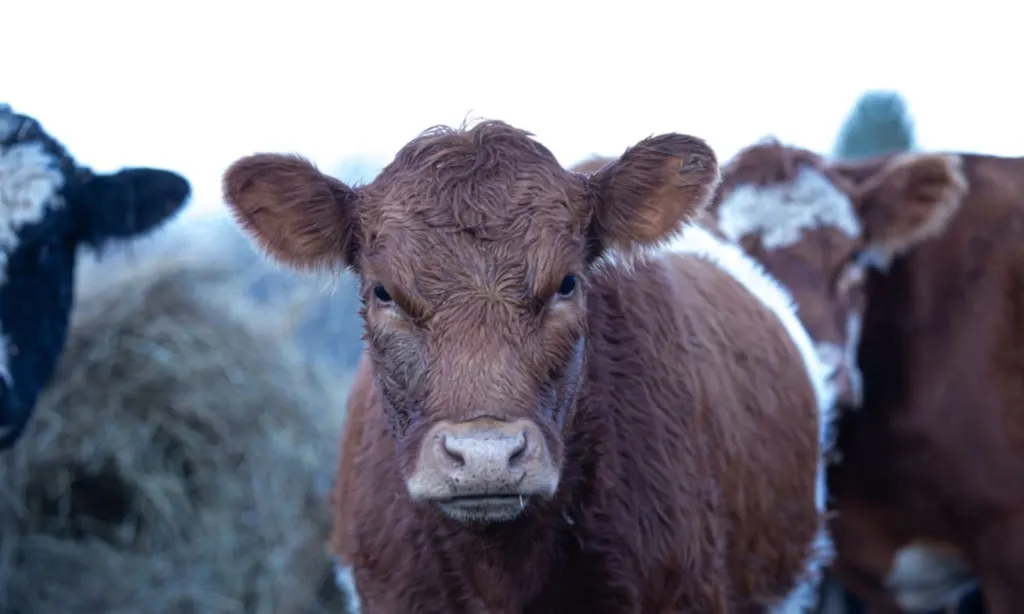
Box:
[715,164,869,422]
[0,139,67,387]
[716,166,861,249]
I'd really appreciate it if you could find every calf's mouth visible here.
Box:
[436,494,532,523]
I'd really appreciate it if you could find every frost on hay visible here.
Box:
[0,244,352,614]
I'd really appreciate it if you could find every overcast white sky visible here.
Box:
[3,1,1020,220]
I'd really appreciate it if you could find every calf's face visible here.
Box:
[223,120,719,523]
[0,106,190,450]
[711,141,967,410]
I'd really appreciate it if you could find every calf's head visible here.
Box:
[709,139,967,409]
[223,120,718,523]
[0,105,191,450]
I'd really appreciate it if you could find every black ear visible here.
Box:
[0,377,21,450]
[67,167,191,247]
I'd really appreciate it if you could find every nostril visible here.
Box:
[507,432,528,467]
[441,435,466,467]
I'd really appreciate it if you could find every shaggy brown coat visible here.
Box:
[223,121,830,613]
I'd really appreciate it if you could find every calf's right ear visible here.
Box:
[223,153,361,271]
[587,134,719,254]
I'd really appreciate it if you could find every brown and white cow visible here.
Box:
[223,121,834,613]
[708,139,1022,613]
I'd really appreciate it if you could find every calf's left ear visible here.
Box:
[587,134,719,254]
[834,153,968,267]
[69,168,191,247]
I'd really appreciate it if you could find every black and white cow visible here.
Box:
[0,103,191,449]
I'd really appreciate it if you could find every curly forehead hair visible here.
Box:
[357,121,587,242]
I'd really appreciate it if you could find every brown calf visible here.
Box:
[708,140,1024,613]
[223,121,833,613]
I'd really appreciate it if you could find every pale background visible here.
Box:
[4,0,1020,221]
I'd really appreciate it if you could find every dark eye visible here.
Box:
[372,284,393,304]
[556,274,578,298]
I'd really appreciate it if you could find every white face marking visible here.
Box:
[0,140,67,388]
[333,561,363,614]
[813,312,864,410]
[0,141,66,251]
[884,543,978,612]
[842,312,863,402]
[716,166,862,249]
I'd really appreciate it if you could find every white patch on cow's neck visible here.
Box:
[612,222,837,612]
[716,166,861,249]
[813,312,865,410]
[884,543,978,612]
[0,140,67,387]
[333,560,363,614]
[813,312,863,466]
[813,343,843,386]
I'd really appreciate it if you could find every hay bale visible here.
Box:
[0,246,351,614]
[101,213,366,370]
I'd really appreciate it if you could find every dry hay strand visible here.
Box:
[0,249,352,614]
